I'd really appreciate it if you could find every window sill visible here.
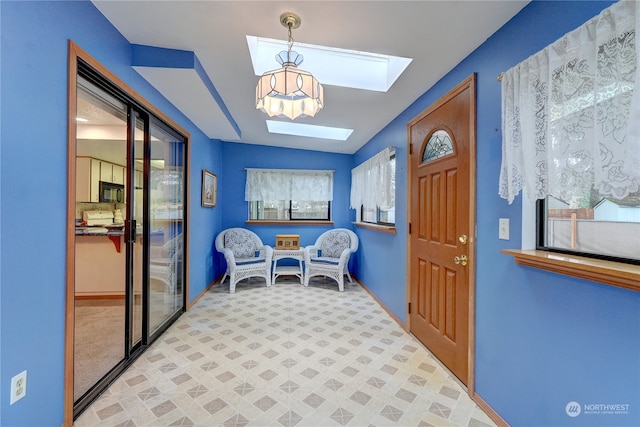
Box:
[502,249,640,293]
[353,222,397,234]
[246,220,334,226]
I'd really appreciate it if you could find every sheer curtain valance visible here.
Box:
[499,0,640,205]
[350,146,394,210]
[245,169,334,202]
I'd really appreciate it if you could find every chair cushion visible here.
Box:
[225,229,256,258]
[236,256,266,266]
[320,230,351,258]
[310,256,340,265]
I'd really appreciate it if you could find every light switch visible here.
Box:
[499,218,510,240]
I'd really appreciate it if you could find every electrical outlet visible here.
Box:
[499,218,510,240]
[10,370,27,405]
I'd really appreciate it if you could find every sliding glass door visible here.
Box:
[74,77,128,404]
[149,121,185,335]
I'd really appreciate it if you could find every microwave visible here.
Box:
[99,181,124,203]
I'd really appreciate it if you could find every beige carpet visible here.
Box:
[74,290,177,402]
[74,299,125,401]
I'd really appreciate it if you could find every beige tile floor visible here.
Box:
[75,277,496,427]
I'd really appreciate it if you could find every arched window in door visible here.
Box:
[422,129,455,163]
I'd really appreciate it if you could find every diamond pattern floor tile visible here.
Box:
[74,277,496,426]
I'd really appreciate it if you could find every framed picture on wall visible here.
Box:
[202,169,217,207]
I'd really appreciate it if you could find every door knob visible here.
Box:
[453,255,468,266]
[459,234,468,245]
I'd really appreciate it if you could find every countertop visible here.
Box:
[75,225,124,236]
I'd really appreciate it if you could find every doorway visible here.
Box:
[66,42,188,422]
[407,74,476,386]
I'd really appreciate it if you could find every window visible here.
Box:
[245,169,333,221]
[500,0,640,264]
[360,155,396,225]
[249,200,330,221]
[351,147,396,226]
[538,193,640,263]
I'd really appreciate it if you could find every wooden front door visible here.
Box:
[408,74,476,385]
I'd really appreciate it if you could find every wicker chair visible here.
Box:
[149,233,183,308]
[303,228,358,291]
[215,228,273,293]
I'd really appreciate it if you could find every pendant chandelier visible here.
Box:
[256,13,324,120]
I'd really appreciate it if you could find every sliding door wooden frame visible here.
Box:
[65,40,191,426]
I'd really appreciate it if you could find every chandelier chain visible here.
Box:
[287,24,294,62]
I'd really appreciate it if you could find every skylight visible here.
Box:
[266,121,353,141]
[247,36,412,92]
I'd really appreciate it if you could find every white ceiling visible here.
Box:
[92,1,528,154]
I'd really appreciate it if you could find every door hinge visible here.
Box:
[409,144,413,155]
[408,302,411,314]
[408,223,412,234]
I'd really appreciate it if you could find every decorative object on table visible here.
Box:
[275,234,300,250]
[215,228,273,293]
[303,228,359,292]
[113,209,124,224]
[201,169,217,207]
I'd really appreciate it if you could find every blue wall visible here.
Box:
[188,138,223,299]
[0,1,220,425]
[351,124,408,320]
[1,1,639,427]
[353,1,639,426]
[218,142,352,272]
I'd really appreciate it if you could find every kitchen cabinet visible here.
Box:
[99,161,111,182]
[101,161,125,185]
[76,157,101,202]
[113,164,125,185]
[77,157,128,203]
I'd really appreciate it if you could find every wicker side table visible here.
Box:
[272,249,304,285]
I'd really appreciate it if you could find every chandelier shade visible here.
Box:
[256,13,324,120]
[256,63,324,119]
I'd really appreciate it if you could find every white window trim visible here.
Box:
[522,197,536,251]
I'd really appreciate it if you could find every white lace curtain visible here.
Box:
[245,169,333,201]
[499,0,640,205]
[350,146,394,210]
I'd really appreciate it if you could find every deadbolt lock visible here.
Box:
[459,234,468,245]
[453,255,468,266]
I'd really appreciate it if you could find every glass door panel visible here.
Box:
[130,114,145,347]
[148,121,185,334]
[74,78,127,402]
